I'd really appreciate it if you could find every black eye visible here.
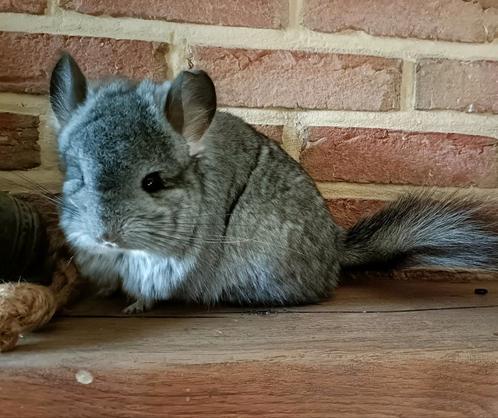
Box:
[142,172,165,193]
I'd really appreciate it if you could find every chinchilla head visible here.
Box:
[49,53,217,256]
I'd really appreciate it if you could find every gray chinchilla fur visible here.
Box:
[49,53,498,313]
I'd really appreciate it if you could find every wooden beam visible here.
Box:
[64,278,498,317]
[1,278,497,417]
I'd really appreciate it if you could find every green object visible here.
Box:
[0,192,47,281]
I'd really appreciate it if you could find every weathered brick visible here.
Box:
[0,32,168,94]
[61,0,288,29]
[416,59,498,114]
[303,0,498,43]
[191,47,401,111]
[300,127,498,187]
[326,198,387,228]
[0,0,46,14]
[0,113,40,170]
[253,124,283,143]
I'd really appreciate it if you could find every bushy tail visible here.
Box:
[340,192,498,272]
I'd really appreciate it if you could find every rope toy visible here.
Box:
[0,193,83,352]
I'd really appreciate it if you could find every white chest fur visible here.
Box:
[76,248,192,302]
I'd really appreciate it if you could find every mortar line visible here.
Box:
[1,92,497,138]
[46,0,58,16]
[223,107,498,139]
[281,123,302,161]
[317,182,498,201]
[0,93,48,116]
[2,168,497,200]
[1,12,498,61]
[399,61,416,111]
[37,115,59,170]
[287,0,304,30]
[169,37,192,78]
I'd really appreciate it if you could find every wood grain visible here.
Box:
[64,277,498,317]
[1,278,497,418]
[2,359,498,418]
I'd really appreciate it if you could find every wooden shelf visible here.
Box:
[2,277,498,417]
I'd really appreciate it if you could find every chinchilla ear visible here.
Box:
[49,53,87,130]
[165,70,217,156]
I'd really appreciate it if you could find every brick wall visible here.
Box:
[0,0,497,232]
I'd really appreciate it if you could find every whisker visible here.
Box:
[130,226,306,256]
[0,175,78,216]
[14,172,56,196]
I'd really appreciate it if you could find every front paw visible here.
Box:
[122,299,154,315]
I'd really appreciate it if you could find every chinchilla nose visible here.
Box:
[99,231,120,248]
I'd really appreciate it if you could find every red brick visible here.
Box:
[61,0,288,29]
[0,113,40,170]
[253,124,283,143]
[303,0,498,43]
[0,32,168,94]
[0,0,46,14]
[326,198,387,228]
[191,47,401,111]
[300,127,498,187]
[416,59,498,114]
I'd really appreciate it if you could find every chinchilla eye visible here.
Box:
[64,164,85,192]
[142,172,165,193]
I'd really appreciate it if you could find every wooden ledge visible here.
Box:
[1,277,497,417]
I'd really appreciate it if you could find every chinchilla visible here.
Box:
[49,53,498,313]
